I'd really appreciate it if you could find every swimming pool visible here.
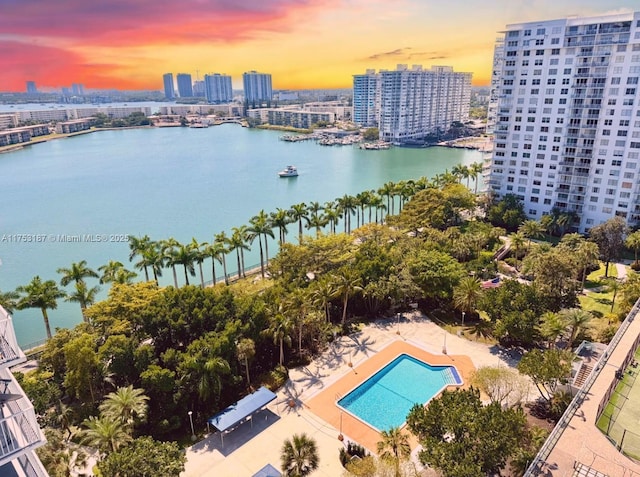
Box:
[337,353,462,431]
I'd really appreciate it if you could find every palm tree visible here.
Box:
[173,242,196,285]
[289,203,309,243]
[470,161,484,194]
[626,230,640,267]
[236,338,256,387]
[309,277,336,323]
[519,220,546,250]
[323,201,342,234]
[355,191,371,228]
[575,241,599,289]
[332,267,363,324]
[265,312,294,366]
[98,260,126,284]
[307,201,323,221]
[510,232,526,271]
[81,415,132,454]
[128,235,152,281]
[183,354,231,402]
[378,182,395,216]
[190,238,208,287]
[57,260,98,287]
[605,278,622,313]
[270,208,291,245]
[452,276,482,318]
[160,238,181,287]
[560,308,593,348]
[280,433,319,477]
[249,210,275,278]
[205,240,226,286]
[139,242,164,284]
[377,427,411,477]
[65,281,100,322]
[229,226,250,279]
[0,289,19,314]
[451,163,467,184]
[16,276,65,340]
[337,194,357,234]
[214,232,230,285]
[99,385,149,430]
[306,214,328,237]
[538,312,565,349]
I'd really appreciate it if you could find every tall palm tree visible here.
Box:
[0,289,19,314]
[519,220,546,250]
[509,232,526,271]
[98,260,126,284]
[270,208,291,245]
[173,243,197,286]
[626,230,640,267]
[309,277,336,323]
[470,161,484,194]
[249,210,275,278]
[332,267,363,324]
[337,194,357,234]
[214,232,230,285]
[307,201,323,221]
[378,182,396,216]
[575,241,599,289]
[99,385,149,429]
[355,191,371,228]
[560,308,593,348]
[138,243,164,284]
[323,201,342,234]
[377,427,411,477]
[265,312,294,367]
[280,433,319,477]
[65,281,100,322]
[236,338,256,387]
[289,203,309,243]
[16,276,65,340]
[190,238,208,287]
[128,235,152,281]
[538,312,565,349]
[605,278,622,313]
[183,354,231,402]
[369,194,386,224]
[306,214,328,237]
[57,260,98,287]
[81,415,132,455]
[229,226,250,279]
[160,238,181,288]
[205,240,226,286]
[452,276,482,318]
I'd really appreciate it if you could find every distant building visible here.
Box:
[247,107,335,129]
[25,81,37,94]
[204,74,233,103]
[163,73,175,100]
[353,65,472,144]
[0,306,48,476]
[71,83,84,96]
[243,71,273,104]
[176,73,194,98]
[487,11,640,233]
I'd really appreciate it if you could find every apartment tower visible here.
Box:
[163,73,175,100]
[487,11,640,232]
[176,73,194,98]
[204,74,233,103]
[243,71,272,104]
[353,65,472,144]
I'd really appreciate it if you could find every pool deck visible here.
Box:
[305,339,474,451]
[182,311,518,476]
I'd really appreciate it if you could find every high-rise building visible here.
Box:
[487,11,640,232]
[353,65,472,144]
[176,73,193,98]
[352,70,380,127]
[71,83,84,96]
[243,71,272,103]
[204,74,233,103]
[0,306,48,476]
[25,81,37,94]
[163,73,175,100]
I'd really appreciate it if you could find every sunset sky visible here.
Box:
[1,0,637,92]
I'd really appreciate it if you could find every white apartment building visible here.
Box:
[353,65,471,145]
[0,306,48,476]
[488,11,640,233]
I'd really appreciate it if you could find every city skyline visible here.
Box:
[1,0,637,92]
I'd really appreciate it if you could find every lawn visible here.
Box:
[584,262,618,289]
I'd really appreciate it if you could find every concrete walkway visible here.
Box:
[182,311,525,477]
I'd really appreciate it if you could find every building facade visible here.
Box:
[176,73,193,98]
[204,74,233,103]
[0,306,48,476]
[25,81,37,94]
[352,65,472,144]
[487,12,640,233]
[243,71,273,103]
[163,73,175,100]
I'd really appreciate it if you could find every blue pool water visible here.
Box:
[337,354,462,431]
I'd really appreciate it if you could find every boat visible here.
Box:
[278,165,298,177]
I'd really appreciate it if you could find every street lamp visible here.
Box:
[396,312,401,335]
[188,411,196,441]
[442,332,447,355]
[338,411,344,441]
[462,311,466,327]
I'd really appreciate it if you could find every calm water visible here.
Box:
[0,125,481,347]
[337,354,460,431]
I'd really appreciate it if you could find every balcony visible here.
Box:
[0,310,25,370]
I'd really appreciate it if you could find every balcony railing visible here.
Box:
[0,309,25,369]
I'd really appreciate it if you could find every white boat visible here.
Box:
[278,165,298,177]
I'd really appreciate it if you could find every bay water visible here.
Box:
[0,125,482,347]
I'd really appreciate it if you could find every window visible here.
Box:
[551,48,560,55]
[536,28,545,35]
